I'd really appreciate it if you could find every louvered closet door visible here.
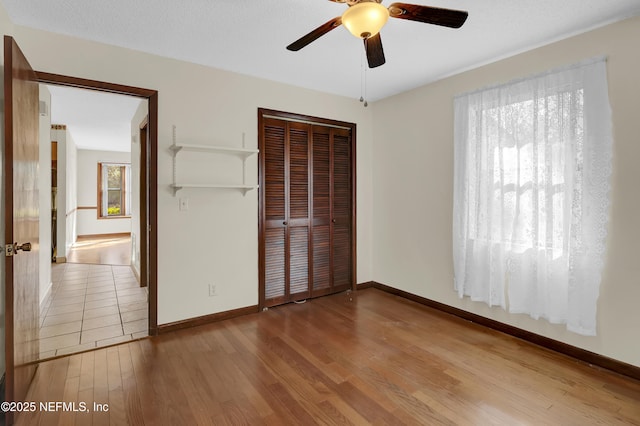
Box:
[311,126,352,297]
[262,118,310,307]
[260,109,354,309]
[331,128,353,291]
[263,118,287,304]
[288,122,311,300]
[311,126,331,295]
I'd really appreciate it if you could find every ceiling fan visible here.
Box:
[286,0,468,68]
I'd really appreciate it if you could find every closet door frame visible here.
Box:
[258,108,357,310]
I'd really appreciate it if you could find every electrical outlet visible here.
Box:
[179,198,189,211]
[208,283,217,297]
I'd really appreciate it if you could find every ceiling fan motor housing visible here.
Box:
[342,1,390,39]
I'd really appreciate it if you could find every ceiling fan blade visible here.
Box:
[286,17,343,51]
[388,3,468,28]
[364,33,385,68]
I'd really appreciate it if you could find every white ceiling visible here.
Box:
[46,85,142,152]
[5,0,640,151]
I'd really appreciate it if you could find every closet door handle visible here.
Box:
[332,219,336,223]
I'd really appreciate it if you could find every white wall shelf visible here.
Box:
[169,143,258,159]
[170,183,257,196]
[170,125,259,196]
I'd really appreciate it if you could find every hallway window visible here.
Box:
[99,162,131,218]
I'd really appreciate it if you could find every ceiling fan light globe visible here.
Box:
[342,2,389,39]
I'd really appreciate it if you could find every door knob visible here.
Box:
[15,242,32,252]
[283,221,288,225]
[332,219,336,223]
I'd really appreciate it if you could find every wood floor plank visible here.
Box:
[128,341,163,425]
[15,288,640,425]
[117,345,145,426]
[91,349,110,426]
[106,346,127,426]
[57,374,80,425]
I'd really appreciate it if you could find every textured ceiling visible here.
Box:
[4,0,640,103]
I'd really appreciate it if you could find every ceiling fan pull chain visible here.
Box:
[363,61,368,107]
[360,48,365,103]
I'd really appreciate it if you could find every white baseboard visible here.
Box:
[40,281,53,311]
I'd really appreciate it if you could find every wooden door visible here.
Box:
[261,117,311,306]
[4,36,41,423]
[259,109,356,309]
[311,126,352,297]
[330,128,353,291]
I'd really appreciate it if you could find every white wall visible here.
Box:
[372,16,640,367]
[38,85,52,307]
[8,21,374,326]
[76,149,132,236]
[130,101,148,278]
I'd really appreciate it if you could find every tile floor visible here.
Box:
[38,262,148,359]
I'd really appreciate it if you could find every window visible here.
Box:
[98,162,131,218]
[467,89,582,256]
[453,58,612,335]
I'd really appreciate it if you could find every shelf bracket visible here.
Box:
[242,132,247,187]
[172,125,179,193]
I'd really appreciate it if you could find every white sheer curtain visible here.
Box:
[453,58,612,335]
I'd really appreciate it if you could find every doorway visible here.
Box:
[3,35,158,421]
[38,85,150,358]
[34,71,158,334]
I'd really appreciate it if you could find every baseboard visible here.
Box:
[131,264,143,286]
[40,282,53,311]
[365,281,640,382]
[76,232,131,240]
[158,305,259,334]
[55,256,66,263]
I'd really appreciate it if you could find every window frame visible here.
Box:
[97,162,131,219]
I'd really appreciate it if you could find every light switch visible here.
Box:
[179,198,189,211]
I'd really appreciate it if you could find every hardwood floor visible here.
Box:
[66,234,131,265]
[16,288,640,425]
